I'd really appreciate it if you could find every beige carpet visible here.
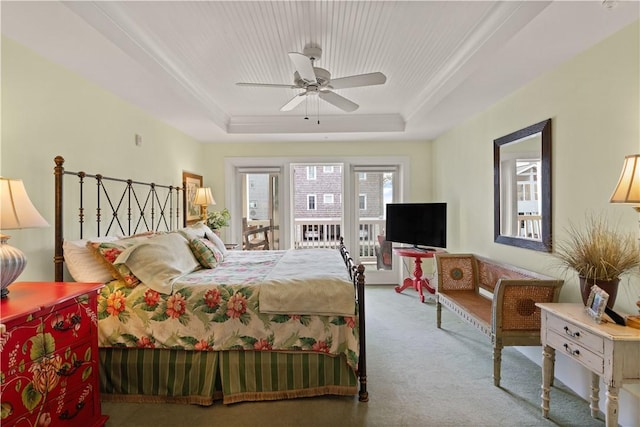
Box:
[102,286,604,427]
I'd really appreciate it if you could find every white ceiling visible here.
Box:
[2,1,638,144]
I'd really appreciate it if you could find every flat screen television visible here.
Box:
[385,203,447,249]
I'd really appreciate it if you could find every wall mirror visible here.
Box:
[494,119,552,252]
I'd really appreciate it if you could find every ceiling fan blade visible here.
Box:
[329,72,387,90]
[318,91,358,112]
[236,82,298,89]
[280,93,306,111]
[288,52,316,83]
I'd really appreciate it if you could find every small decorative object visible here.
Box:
[626,315,640,330]
[585,285,609,323]
[1,178,49,298]
[193,187,215,221]
[183,171,203,225]
[206,208,231,231]
[554,213,640,308]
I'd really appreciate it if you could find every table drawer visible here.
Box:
[1,296,95,372]
[546,314,604,355]
[547,329,604,374]
[1,338,95,425]
[6,382,99,427]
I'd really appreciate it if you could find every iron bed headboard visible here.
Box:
[53,155,185,281]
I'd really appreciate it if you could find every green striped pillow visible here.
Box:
[189,237,223,269]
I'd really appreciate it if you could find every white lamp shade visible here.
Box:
[1,178,49,230]
[610,154,640,203]
[193,187,216,206]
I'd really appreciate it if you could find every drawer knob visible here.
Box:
[563,343,580,356]
[564,326,580,338]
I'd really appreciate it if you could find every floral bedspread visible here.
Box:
[97,249,359,370]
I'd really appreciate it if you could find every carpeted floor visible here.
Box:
[102,286,604,427]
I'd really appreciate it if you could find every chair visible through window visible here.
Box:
[375,235,392,270]
[242,217,271,250]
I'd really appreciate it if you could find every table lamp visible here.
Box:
[1,177,49,298]
[609,154,640,325]
[193,187,216,221]
[610,154,640,209]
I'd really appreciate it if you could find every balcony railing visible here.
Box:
[293,218,385,262]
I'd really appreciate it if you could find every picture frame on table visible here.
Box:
[585,284,609,323]
[183,171,203,225]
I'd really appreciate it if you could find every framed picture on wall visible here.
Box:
[183,171,203,225]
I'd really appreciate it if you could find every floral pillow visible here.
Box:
[87,235,153,287]
[189,237,224,269]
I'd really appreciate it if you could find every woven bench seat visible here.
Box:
[434,254,563,386]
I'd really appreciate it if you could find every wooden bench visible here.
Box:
[434,253,564,386]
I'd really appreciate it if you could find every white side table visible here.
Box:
[537,303,640,427]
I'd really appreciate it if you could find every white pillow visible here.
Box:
[178,221,228,256]
[204,228,229,256]
[63,237,118,282]
[115,233,199,294]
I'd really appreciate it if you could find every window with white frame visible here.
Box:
[323,166,334,173]
[307,166,317,180]
[323,194,334,204]
[358,172,367,180]
[359,194,367,210]
[307,194,317,210]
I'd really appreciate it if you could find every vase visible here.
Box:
[578,276,619,308]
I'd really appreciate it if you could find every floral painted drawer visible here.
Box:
[0,282,107,427]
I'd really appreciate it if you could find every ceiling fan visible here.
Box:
[236,46,386,113]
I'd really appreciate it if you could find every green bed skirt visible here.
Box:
[99,348,357,405]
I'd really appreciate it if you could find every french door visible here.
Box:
[227,157,407,284]
[352,166,399,284]
[237,169,280,250]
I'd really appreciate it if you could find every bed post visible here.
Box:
[54,156,65,282]
[356,264,368,402]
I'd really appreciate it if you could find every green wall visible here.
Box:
[1,36,205,281]
[434,20,640,313]
[433,20,640,421]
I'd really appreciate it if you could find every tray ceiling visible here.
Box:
[2,1,638,143]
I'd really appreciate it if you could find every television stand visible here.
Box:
[393,247,446,302]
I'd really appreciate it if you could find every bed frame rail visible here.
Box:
[54,156,183,281]
[339,237,368,402]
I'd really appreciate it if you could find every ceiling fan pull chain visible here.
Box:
[317,96,320,125]
[304,97,309,120]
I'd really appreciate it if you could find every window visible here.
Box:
[307,194,317,210]
[323,166,334,173]
[359,194,367,210]
[324,194,334,204]
[358,172,367,180]
[307,166,317,180]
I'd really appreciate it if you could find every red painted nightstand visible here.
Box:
[393,247,446,302]
[0,282,108,426]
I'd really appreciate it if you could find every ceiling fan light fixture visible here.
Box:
[237,45,386,113]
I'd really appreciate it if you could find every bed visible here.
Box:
[52,156,367,405]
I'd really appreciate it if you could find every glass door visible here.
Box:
[353,167,398,284]
[290,163,343,249]
[240,171,280,250]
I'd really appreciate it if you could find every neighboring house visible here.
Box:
[292,165,384,240]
